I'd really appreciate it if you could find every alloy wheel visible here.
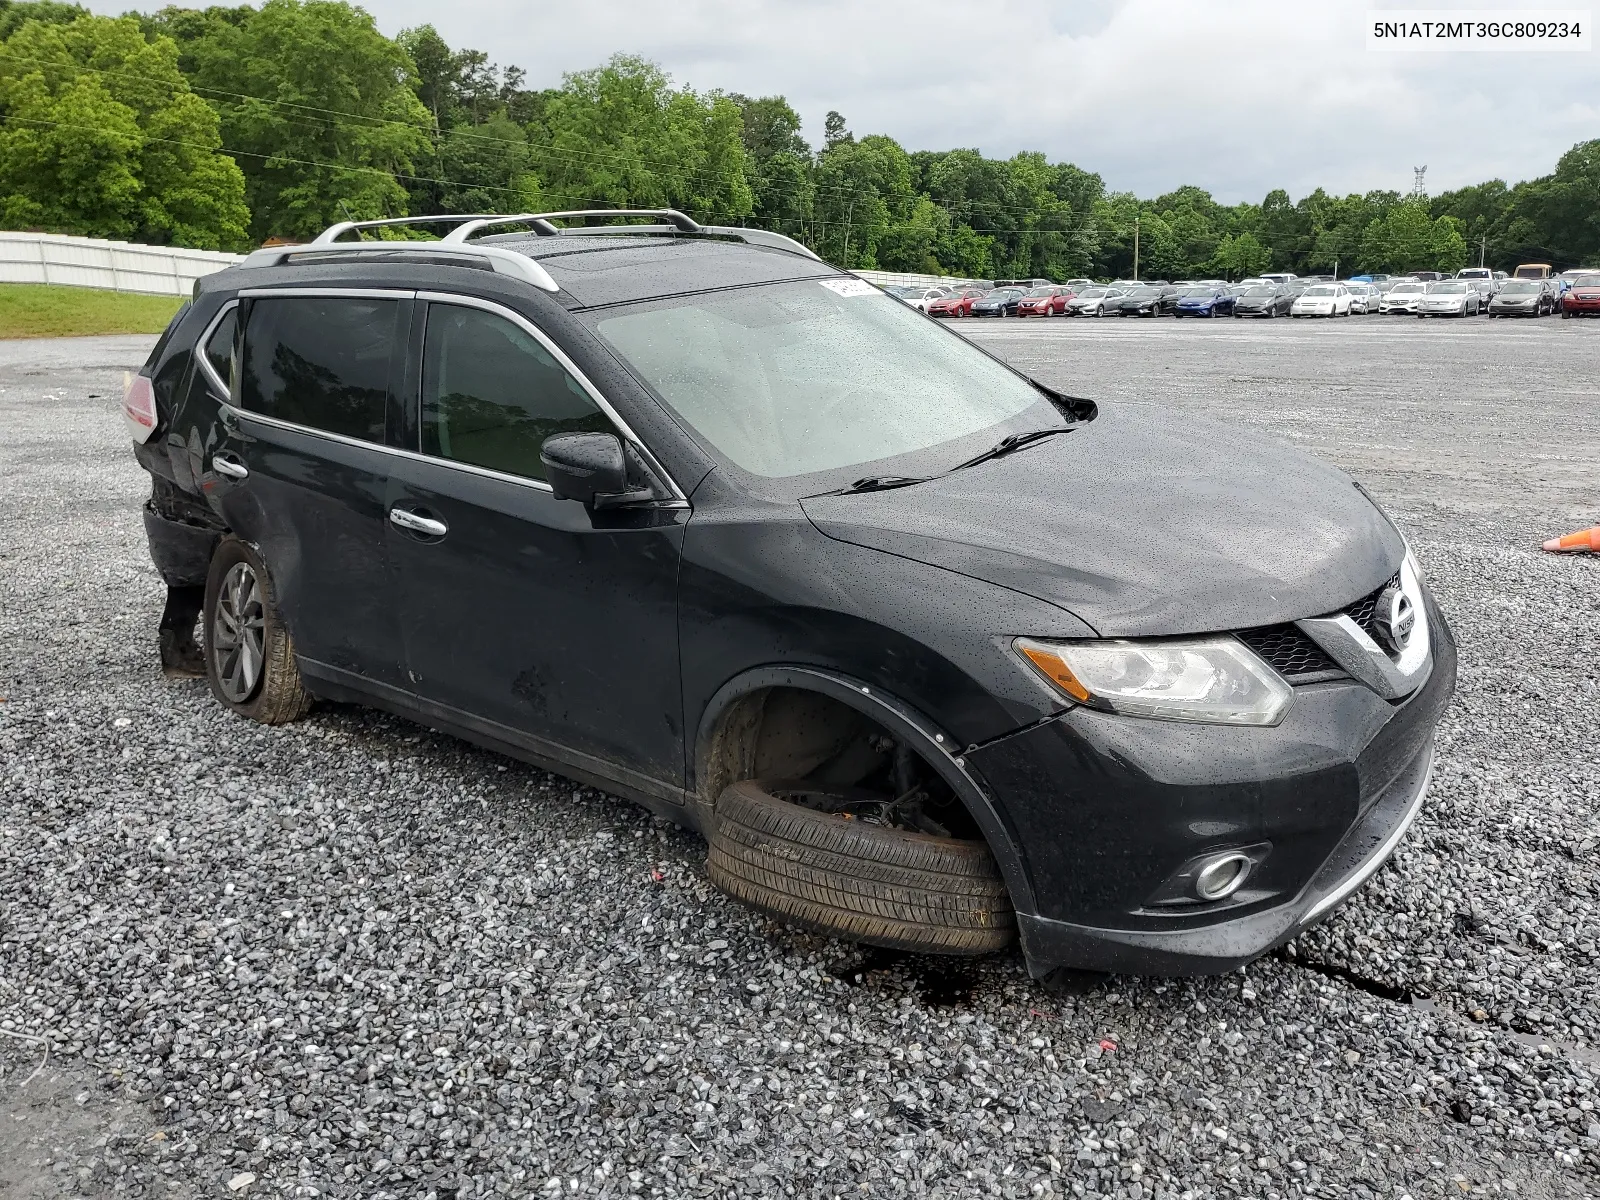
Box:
[213,560,266,703]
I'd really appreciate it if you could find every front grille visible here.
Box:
[1235,625,1340,678]
[1344,571,1401,640]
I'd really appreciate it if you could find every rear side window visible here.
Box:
[240,296,400,442]
[202,306,238,395]
[420,303,612,483]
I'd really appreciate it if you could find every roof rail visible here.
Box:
[701,225,820,261]
[310,214,506,246]
[237,241,560,292]
[444,209,703,242]
[248,207,819,291]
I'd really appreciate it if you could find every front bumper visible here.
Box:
[966,591,1457,976]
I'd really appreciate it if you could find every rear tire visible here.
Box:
[203,537,312,725]
[706,780,1015,956]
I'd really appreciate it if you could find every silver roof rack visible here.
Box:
[444,209,704,241]
[309,214,506,245]
[237,207,818,291]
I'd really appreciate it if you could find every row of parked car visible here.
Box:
[887,268,1600,321]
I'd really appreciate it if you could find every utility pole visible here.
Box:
[1333,258,1339,281]
[1132,217,1140,280]
[1480,235,1487,268]
[843,199,854,269]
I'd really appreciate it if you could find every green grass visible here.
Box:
[0,284,186,339]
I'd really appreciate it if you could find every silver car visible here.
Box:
[1417,280,1482,318]
[1341,282,1378,314]
[1065,286,1126,317]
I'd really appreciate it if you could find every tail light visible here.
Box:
[124,371,157,444]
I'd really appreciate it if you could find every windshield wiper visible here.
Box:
[823,474,931,496]
[949,427,1071,473]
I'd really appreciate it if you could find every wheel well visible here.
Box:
[699,686,982,840]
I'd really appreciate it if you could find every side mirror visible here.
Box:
[540,432,655,510]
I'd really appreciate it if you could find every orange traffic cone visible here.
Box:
[1542,526,1600,553]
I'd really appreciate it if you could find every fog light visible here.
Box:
[1195,853,1252,901]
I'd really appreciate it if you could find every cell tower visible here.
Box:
[1412,165,1427,197]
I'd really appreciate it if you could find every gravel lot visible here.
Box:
[1,321,1597,1199]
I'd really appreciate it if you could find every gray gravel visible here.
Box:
[1,323,1597,1198]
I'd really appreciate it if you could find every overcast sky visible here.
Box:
[89,0,1597,202]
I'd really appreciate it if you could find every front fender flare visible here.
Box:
[692,665,1039,918]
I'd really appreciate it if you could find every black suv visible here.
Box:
[129,208,1454,980]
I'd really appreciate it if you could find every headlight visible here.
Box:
[1013,636,1294,726]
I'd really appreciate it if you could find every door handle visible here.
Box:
[388,507,448,538]
[212,453,248,480]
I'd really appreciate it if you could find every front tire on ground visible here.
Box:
[203,537,312,725]
[706,780,1015,956]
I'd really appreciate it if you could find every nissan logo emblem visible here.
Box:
[1373,585,1415,653]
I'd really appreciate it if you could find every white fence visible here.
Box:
[851,268,993,290]
[0,232,245,296]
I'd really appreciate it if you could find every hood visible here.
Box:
[799,407,1402,637]
[1236,296,1271,305]
[1177,296,1214,306]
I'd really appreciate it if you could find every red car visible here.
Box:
[1561,274,1600,318]
[1014,286,1074,317]
[926,286,987,318]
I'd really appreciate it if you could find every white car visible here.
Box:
[1290,284,1353,317]
[1260,272,1299,286]
[902,288,947,315]
[1379,281,1427,314]
[1065,286,1126,316]
[1417,279,1482,317]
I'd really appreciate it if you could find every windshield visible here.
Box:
[1243,287,1276,297]
[1180,287,1214,297]
[1127,287,1159,298]
[1391,283,1424,294]
[1024,287,1056,298]
[1303,286,1335,297]
[591,280,1053,480]
[1574,275,1600,287]
[1498,281,1541,294]
[1429,282,1468,294]
[1078,288,1107,299]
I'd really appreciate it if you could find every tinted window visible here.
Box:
[241,297,398,442]
[421,304,612,482]
[202,306,238,394]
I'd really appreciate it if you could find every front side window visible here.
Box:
[592,280,1054,480]
[421,303,613,483]
[240,296,399,442]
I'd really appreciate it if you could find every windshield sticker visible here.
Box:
[818,278,880,298]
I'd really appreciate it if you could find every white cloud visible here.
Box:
[82,0,1599,201]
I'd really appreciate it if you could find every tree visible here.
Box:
[0,11,249,248]
[1519,139,1600,267]
[434,115,538,214]
[731,95,811,238]
[531,56,751,224]
[813,133,914,268]
[1427,214,1469,273]
[823,110,849,147]
[159,0,431,241]
[1207,232,1270,279]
